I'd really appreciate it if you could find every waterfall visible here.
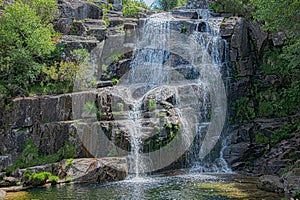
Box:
[104,9,229,176]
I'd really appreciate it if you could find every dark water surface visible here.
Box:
[5,173,284,200]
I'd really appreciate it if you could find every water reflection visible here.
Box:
[5,173,284,200]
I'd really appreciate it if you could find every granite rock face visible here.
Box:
[54,0,103,34]
[0,91,99,169]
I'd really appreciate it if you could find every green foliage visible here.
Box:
[144,122,180,152]
[255,132,269,144]
[255,47,300,118]
[0,0,59,99]
[250,0,300,34]
[122,0,147,18]
[147,99,157,111]
[112,78,119,85]
[30,172,51,186]
[6,141,76,173]
[66,158,74,167]
[292,191,300,199]
[208,0,251,16]
[101,3,113,26]
[232,97,256,123]
[57,141,76,160]
[21,139,39,163]
[153,0,186,11]
[64,177,73,183]
[49,175,59,185]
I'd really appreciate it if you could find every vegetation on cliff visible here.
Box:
[0,0,92,102]
[216,0,300,143]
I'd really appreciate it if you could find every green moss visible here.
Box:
[30,172,51,186]
[147,99,157,111]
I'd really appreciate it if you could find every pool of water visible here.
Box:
[5,172,284,200]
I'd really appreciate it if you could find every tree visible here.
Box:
[0,0,59,98]
[154,0,186,11]
[250,0,300,34]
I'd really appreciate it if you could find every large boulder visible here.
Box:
[257,175,284,193]
[56,158,128,184]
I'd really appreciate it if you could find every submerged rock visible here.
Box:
[56,157,128,184]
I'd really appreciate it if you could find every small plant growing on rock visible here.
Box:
[112,78,119,85]
[148,99,157,111]
[66,158,74,167]
[64,177,73,183]
[49,175,59,185]
[114,102,124,112]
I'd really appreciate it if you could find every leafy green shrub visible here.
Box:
[153,0,186,11]
[122,0,147,18]
[0,0,59,99]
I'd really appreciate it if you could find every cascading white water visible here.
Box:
[188,9,232,173]
[107,9,229,177]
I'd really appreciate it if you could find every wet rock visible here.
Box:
[257,175,284,193]
[56,157,128,184]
